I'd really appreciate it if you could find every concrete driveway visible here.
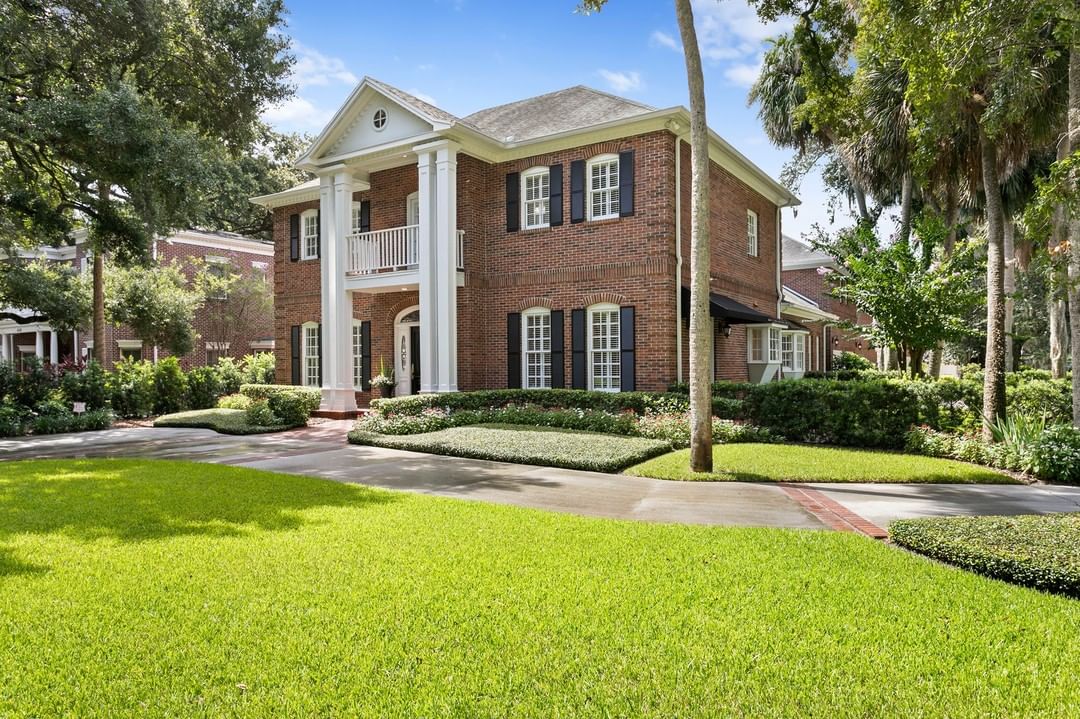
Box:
[3,425,1079,533]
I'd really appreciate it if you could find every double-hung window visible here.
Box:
[588,155,620,220]
[588,304,621,391]
[303,323,320,387]
[522,168,550,230]
[352,321,364,390]
[781,332,794,371]
[301,210,319,259]
[794,334,806,371]
[522,308,552,389]
[747,209,759,257]
[768,327,781,363]
[351,202,364,235]
[747,327,765,362]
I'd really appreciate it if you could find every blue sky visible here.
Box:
[264,0,845,240]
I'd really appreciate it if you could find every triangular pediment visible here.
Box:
[301,78,455,163]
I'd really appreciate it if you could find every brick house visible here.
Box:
[251,77,800,413]
[780,235,877,373]
[0,230,274,369]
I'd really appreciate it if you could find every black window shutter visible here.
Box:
[618,150,635,217]
[289,214,300,262]
[571,309,586,389]
[317,322,323,386]
[315,210,321,258]
[360,200,371,233]
[550,309,565,388]
[570,160,585,223]
[290,325,301,384]
[619,306,636,392]
[507,312,522,388]
[361,320,372,391]
[505,172,520,232]
[549,164,563,227]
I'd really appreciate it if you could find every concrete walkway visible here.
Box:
[3,425,1079,531]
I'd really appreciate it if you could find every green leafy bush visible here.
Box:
[834,351,875,371]
[108,358,156,418]
[1029,425,1080,485]
[267,392,314,427]
[242,352,276,384]
[58,361,109,411]
[0,402,27,437]
[77,409,113,431]
[152,357,188,415]
[244,398,276,427]
[214,357,245,395]
[217,393,253,410]
[30,400,76,435]
[186,366,222,410]
[1007,379,1072,425]
[890,513,1080,597]
[240,384,321,414]
[10,356,52,408]
[742,379,920,448]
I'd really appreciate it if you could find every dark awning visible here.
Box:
[680,286,773,324]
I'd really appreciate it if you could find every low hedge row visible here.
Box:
[890,513,1080,597]
[906,424,1080,484]
[349,424,672,473]
[154,408,295,435]
[239,384,322,427]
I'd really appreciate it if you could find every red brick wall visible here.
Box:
[782,267,877,366]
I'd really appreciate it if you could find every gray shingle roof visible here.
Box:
[365,77,459,126]
[461,85,656,143]
[783,234,833,270]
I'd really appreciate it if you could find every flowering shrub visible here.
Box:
[1030,425,1080,485]
[906,423,1080,482]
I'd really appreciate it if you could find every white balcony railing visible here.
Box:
[346,225,465,275]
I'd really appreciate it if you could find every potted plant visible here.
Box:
[370,357,395,399]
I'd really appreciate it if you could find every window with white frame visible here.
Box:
[588,304,621,391]
[351,202,364,235]
[522,308,552,389]
[522,167,550,229]
[352,321,364,390]
[794,333,806,371]
[301,209,319,259]
[302,322,320,387]
[747,209,759,257]
[747,327,765,362]
[587,155,620,220]
[769,327,781,363]
[781,332,794,370]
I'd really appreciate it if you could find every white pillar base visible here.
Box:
[321,388,358,413]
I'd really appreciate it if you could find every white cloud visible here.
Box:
[597,69,643,93]
[261,96,332,131]
[291,42,358,88]
[406,88,439,106]
[650,30,679,51]
[416,63,436,72]
[724,60,762,88]
[692,0,792,62]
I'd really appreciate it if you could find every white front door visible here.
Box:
[394,306,420,396]
[407,192,419,225]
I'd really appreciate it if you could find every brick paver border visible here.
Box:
[779,484,888,539]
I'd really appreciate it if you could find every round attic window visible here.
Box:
[372,107,388,131]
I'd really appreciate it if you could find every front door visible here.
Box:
[409,325,421,394]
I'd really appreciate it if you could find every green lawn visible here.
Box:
[891,513,1080,596]
[1,459,1078,716]
[349,423,671,472]
[154,408,296,435]
[627,443,1016,483]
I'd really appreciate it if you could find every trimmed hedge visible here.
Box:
[349,424,671,473]
[154,408,294,435]
[742,379,920,448]
[890,513,1080,597]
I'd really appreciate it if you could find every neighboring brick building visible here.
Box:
[251,77,800,413]
[780,235,877,373]
[0,230,274,369]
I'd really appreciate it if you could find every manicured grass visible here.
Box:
[0,460,1077,716]
[626,443,1016,483]
[891,513,1080,596]
[153,408,296,435]
[349,423,671,472]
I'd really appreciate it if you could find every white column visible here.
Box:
[416,149,439,392]
[34,331,44,359]
[50,330,59,364]
[0,334,9,363]
[318,166,358,413]
[434,141,459,392]
[72,329,79,360]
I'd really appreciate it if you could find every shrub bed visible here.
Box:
[890,513,1080,597]
[906,424,1080,484]
[154,408,295,435]
[372,389,710,418]
[349,423,671,472]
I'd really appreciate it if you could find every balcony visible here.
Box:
[346,225,464,275]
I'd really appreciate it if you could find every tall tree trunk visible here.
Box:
[980,128,1007,439]
[854,184,870,224]
[675,0,712,471]
[898,170,914,244]
[930,180,958,378]
[1069,48,1080,427]
[910,348,925,377]
[92,182,108,365]
[1050,132,1070,379]
[1003,216,1016,372]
